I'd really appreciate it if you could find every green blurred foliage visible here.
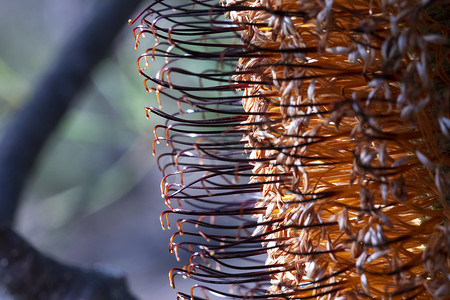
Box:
[0,0,156,227]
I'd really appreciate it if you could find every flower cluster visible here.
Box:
[131,0,449,298]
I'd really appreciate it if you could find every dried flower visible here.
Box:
[131,0,449,299]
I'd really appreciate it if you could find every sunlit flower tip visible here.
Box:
[132,0,449,299]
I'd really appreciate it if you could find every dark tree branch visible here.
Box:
[0,0,144,227]
[0,227,137,300]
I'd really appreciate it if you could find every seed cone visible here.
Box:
[132,0,449,299]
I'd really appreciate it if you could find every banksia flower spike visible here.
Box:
[131,0,449,299]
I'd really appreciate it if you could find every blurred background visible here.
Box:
[0,0,192,298]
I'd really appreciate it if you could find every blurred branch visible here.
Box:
[0,0,146,298]
[0,0,144,227]
[0,227,137,300]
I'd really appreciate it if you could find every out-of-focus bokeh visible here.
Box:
[0,0,191,298]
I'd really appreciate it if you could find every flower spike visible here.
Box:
[133,0,449,298]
